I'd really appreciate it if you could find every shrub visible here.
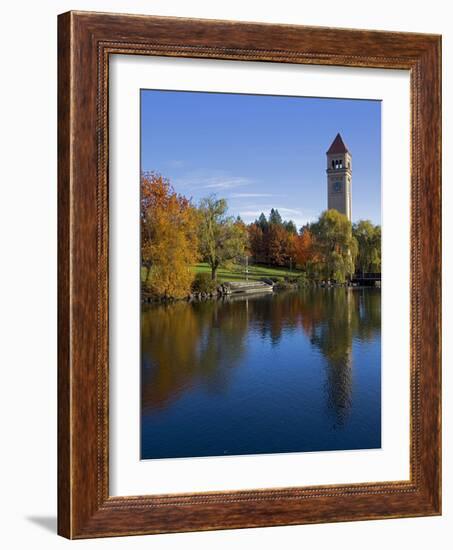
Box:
[274,280,293,291]
[191,272,218,294]
[296,272,310,288]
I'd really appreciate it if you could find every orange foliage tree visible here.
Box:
[293,229,314,269]
[248,215,301,268]
[268,223,291,266]
[141,172,199,298]
[247,223,267,263]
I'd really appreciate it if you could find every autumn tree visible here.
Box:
[141,172,199,298]
[353,220,381,274]
[248,212,302,267]
[285,233,298,269]
[252,213,270,263]
[294,228,314,269]
[268,223,289,266]
[198,196,248,280]
[248,223,266,263]
[234,215,249,253]
[310,209,357,283]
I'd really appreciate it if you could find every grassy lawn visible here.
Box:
[141,263,303,285]
[192,262,302,283]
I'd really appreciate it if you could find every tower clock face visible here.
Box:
[334,181,342,192]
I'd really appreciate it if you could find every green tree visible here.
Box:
[371,225,381,271]
[353,220,381,274]
[269,208,283,225]
[198,196,248,280]
[257,212,268,232]
[283,220,298,234]
[310,209,357,283]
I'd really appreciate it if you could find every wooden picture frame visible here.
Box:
[58,10,441,539]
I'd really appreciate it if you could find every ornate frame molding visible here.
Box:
[58,11,441,538]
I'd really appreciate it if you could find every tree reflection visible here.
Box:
[141,299,248,412]
[141,288,381,426]
[298,288,380,426]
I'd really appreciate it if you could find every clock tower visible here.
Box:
[326,133,352,221]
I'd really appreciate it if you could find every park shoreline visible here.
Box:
[141,278,379,304]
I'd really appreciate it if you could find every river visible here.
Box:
[141,287,381,459]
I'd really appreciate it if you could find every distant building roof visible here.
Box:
[327,133,350,154]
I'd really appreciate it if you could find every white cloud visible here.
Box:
[229,193,275,198]
[174,172,253,191]
[237,207,318,229]
[202,176,252,190]
[239,210,266,218]
[277,207,304,215]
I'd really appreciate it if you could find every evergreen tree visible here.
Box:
[269,208,283,225]
[257,212,268,232]
[284,220,297,234]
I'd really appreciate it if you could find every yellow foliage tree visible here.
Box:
[141,172,199,298]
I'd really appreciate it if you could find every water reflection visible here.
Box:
[299,289,380,427]
[141,288,381,458]
[141,299,249,411]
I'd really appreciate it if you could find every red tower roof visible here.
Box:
[327,133,350,154]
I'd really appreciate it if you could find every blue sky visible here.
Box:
[141,90,381,228]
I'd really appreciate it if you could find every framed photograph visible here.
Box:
[58,11,441,538]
